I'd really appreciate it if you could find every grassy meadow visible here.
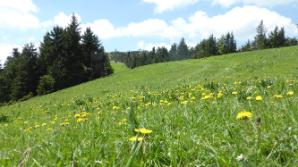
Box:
[0,46,298,166]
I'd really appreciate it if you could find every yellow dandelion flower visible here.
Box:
[129,136,144,142]
[181,100,188,105]
[246,96,252,100]
[34,124,40,128]
[217,92,224,98]
[118,119,127,126]
[232,91,238,95]
[135,128,153,134]
[256,96,263,101]
[24,127,33,132]
[74,113,81,118]
[80,112,89,118]
[287,91,294,96]
[112,106,120,110]
[273,95,283,99]
[60,121,70,126]
[236,111,253,120]
[76,118,86,123]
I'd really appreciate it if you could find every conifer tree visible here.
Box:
[255,20,267,49]
[177,38,190,59]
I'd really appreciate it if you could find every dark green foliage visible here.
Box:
[285,37,298,46]
[169,43,178,60]
[9,44,40,100]
[194,35,218,58]
[0,15,113,103]
[39,15,112,90]
[218,32,237,54]
[82,28,113,79]
[0,114,8,122]
[63,15,86,86]
[177,38,190,59]
[110,47,170,69]
[255,20,267,49]
[37,75,55,95]
[0,72,9,103]
[240,40,253,52]
[268,27,286,48]
[155,47,169,62]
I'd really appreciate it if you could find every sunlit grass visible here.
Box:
[0,46,298,166]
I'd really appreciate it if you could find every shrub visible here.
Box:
[37,75,55,95]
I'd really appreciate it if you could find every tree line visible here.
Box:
[110,20,298,68]
[0,15,113,104]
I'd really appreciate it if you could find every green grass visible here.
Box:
[1,46,298,166]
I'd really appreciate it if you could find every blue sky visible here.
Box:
[0,0,298,63]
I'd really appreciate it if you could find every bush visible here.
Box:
[37,75,55,95]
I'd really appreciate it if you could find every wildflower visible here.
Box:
[246,96,252,100]
[76,118,86,123]
[202,93,213,100]
[135,128,152,134]
[232,91,238,95]
[236,154,247,161]
[255,96,263,101]
[34,124,40,128]
[217,92,224,98]
[181,100,188,105]
[60,121,70,126]
[112,106,120,110]
[287,91,294,96]
[24,127,33,132]
[178,96,184,101]
[234,81,241,85]
[129,136,144,142]
[118,119,127,126]
[273,95,283,99]
[236,111,253,120]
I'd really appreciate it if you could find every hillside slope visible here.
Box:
[0,46,298,166]
[2,46,298,110]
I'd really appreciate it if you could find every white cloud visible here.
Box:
[142,0,199,13]
[82,19,171,39]
[212,0,298,7]
[183,6,298,40]
[0,43,21,64]
[137,41,171,50]
[41,12,81,28]
[0,0,38,13]
[0,0,40,30]
[142,0,298,12]
[84,6,298,43]
[83,19,125,39]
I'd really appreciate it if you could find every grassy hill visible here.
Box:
[0,46,298,166]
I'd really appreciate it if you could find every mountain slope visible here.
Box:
[0,46,298,166]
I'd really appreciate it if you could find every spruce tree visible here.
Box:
[177,38,190,59]
[10,44,39,100]
[255,20,267,49]
[169,43,178,60]
[64,15,85,85]
[82,27,112,79]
